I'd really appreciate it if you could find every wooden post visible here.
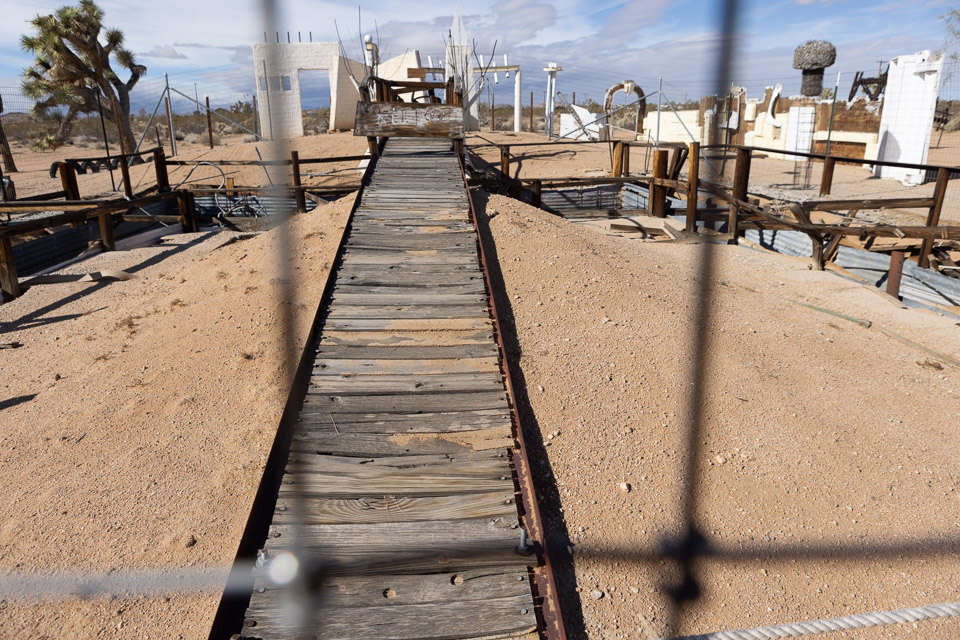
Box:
[500,146,510,178]
[291,150,305,213]
[154,147,170,192]
[529,91,534,133]
[886,251,905,299]
[206,96,214,149]
[119,158,133,199]
[225,177,235,197]
[621,143,630,176]
[918,167,949,269]
[728,147,752,244]
[612,141,624,177]
[177,190,198,232]
[58,162,80,200]
[367,136,379,157]
[164,96,176,155]
[686,141,700,233]
[531,180,542,208]
[572,91,576,106]
[98,213,115,251]
[819,156,835,196]
[651,149,668,218]
[490,87,495,131]
[0,236,20,301]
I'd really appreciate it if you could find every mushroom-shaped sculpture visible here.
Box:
[793,40,836,97]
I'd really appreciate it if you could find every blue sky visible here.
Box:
[0,0,956,108]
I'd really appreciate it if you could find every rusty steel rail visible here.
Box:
[459,153,568,640]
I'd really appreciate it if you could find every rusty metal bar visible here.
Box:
[459,153,567,640]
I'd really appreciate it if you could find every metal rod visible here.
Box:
[95,92,116,191]
[164,75,178,157]
[656,76,663,149]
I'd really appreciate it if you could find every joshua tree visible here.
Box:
[20,0,145,152]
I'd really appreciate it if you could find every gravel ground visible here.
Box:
[479,192,960,639]
[0,196,351,638]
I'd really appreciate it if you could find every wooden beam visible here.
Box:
[531,180,542,208]
[686,142,700,233]
[177,190,198,233]
[805,197,935,212]
[500,146,510,178]
[58,162,80,201]
[353,102,465,139]
[919,167,949,269]
[886,251,905,299]
[820,156,835,196]
[154,147,170,192]
[621,142,631,176]
[291,150,305,213]
[728,147,751,244]
[98,213,115,251]
[651,149,668,218]
[611,141,624,177]
[206,96,214,150]
[0,236,20,301]
[119,158,133,199]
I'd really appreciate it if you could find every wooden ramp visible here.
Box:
[241,138,538,639]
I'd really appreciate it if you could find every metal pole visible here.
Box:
[95,92,116,191]
[824,70,841,157]
[656,76,663,149]
[514,70,522,132]
[194,83,200,115]
[164,75,178,156]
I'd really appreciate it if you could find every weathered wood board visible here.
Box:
[354,102,465,139]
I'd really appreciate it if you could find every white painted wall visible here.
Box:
[874,50,943,185]
[252,43,421,139]
[783,106,815,161]
[640,110,702,144]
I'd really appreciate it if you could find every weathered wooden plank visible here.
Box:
[301,391,508,413]
[333,284,486,296]
[257,519,531,575]
[322,318,491,332]
[342,252,477,265]
[278,451,513,498]
[257,568,530,609]
[313,357,500,376]
[269,491,516,525]
[319,329,491,347]
[315,345,498,360]
[336,273,482,287]
[298,409,510,431]
[354,102,465,139]
[308,372,503,394]
[290,426,513,456]
[247,593,536,640]
[330,293,486,307]
[325,304,489,319]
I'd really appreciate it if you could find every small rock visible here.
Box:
[714,455,726,465]
[537,385,544,393]
[629,586,639,594]
[185,535,197,548]
[618,482,631,493]
[591,590,604,600]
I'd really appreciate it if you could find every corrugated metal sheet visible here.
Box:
[621,183,686,211]
[139,194,316,218]
[541,185,620,212]
[744,228,960,309]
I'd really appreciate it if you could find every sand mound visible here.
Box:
[481,193,960,639]
[0,197,351,637]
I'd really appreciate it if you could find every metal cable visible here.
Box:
[663,601,960,640]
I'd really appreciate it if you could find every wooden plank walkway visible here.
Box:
[241,138,538,639]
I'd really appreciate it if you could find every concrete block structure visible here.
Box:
[252,42,421,139]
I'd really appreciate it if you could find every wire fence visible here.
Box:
[4,11,960,640]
